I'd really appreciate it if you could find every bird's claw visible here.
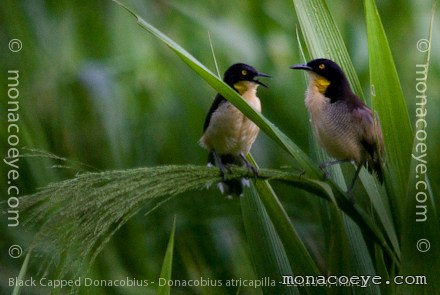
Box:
[249,164,259,180]
[319,164,331,180]
[240,154,258,180]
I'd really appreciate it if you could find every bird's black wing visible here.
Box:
[203,94,227,132]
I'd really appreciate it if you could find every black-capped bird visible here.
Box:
[290,58,384,195]
[200,63,270,197]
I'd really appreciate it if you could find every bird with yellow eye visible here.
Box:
[200,63,270,197]
[290,58,385,196]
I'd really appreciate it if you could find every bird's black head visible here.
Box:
[290,58,347,83]
[290,58,353,101]
[223,63,271,88]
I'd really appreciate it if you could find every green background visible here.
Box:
[1,0,438,294]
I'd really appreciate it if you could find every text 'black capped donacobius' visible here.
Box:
[290,58,384,196]
[200,63,270,197]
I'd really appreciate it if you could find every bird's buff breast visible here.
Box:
[305,86,363,163]
[201,88,261,155]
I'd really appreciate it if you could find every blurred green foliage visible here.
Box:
[1,0,438,294]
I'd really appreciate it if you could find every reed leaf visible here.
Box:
[157,217,176,295]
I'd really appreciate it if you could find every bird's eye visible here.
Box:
[241,70,247,76]
[319,64,325,70]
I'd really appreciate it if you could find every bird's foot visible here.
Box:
[319,164,331,180]
[319,160,352,180]
[210,150,228,180]
[240,154,259,180]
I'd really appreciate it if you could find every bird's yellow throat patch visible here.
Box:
[233,81,254,95]
[314,77,331,94]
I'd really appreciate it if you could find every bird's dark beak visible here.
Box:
[290,64,312,71]
[254,72,271,88]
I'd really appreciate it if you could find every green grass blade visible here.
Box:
[359,170,400,257]
[398,155,440,294]
[342,216,380,294]
[157,217,177,295]
[398,4,440,293]
[252,180,327,294]
[241,184,299,295]
[12,252,31,295]
[245,156,325,294]
[374,244,394,295]
[364,0,413,225]
[326,205,351,295]
[327,208,380,295]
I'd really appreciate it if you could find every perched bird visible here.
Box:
[290,58,384,194]
[200,63,270,197]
